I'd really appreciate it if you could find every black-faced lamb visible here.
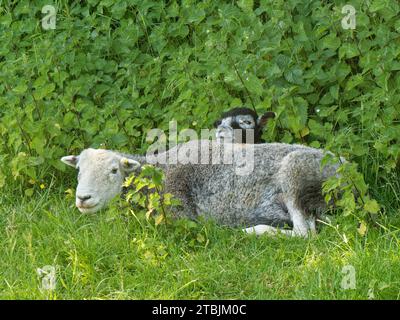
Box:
[214,107,275,143]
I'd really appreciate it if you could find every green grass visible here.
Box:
[1,182,400,300]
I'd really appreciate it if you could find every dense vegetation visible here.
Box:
[0,0,399,299]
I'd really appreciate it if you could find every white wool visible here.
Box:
[62,148,139,213]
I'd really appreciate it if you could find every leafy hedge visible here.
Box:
[0,0,399,216]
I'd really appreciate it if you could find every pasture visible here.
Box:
[0,179,400,299]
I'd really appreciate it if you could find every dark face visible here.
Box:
[214,107,266,143]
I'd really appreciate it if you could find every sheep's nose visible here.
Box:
[77,195,92,202]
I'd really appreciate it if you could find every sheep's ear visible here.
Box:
[213,119,222,128]
[120,158,141,173]
[257,111,275,128]
[61,155,79,168]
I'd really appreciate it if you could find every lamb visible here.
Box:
[61,140,341,237]
[214,107,275,143]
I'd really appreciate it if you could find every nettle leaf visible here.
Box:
[284,68,304,85]
[369,0,387,13]
[31,136,46,155]
[364,199,380,214]
[357,221,367,236]
[321,33,341,50]
[329,85,339,100]
[182,6,206,24]
[339,43,360,59]
[167,1,180,18]
[345,74,364,91]
[319,92,334,105]
[335,62,351,80]
[237,0,253,12]
[245,74,264,96]
[111,1,127,19]
[13,83,28,94]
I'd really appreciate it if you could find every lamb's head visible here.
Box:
[61,148,140,213]
[214,107,275,144]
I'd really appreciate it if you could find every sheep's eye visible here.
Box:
[111,168,118,174]
[241,120,252,125]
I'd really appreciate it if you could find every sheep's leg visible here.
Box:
[243,224,298,236]
[306,216,316,232]
[275,151,324,237]
[285,199,316,236]
[243,200,316,237]
[243,220,315,237]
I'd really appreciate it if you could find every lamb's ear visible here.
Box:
[120,158,141,173]
[61,155,79,168]
[257,111,276,128]
[213,119,222,128]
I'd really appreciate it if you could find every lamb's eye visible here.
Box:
[111,168,118,174]
[214,120,222,127]
[241,120,252,125]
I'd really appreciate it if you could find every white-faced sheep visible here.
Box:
[61,140,341,237]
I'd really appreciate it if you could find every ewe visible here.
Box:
[61,140,341,236]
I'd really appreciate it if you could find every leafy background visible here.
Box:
[0,0,399,219]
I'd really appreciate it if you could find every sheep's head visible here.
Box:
[61,148,140,213]
[214,107,275,144]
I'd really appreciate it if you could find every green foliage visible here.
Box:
[322,154,380,225]
[123,164,180,225]
[0,0,399,222]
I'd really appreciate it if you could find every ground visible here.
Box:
[1,184,399,300]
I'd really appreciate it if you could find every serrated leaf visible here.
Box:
[300,126,310,137]
[245,74,264,96]
[364,199,380,214]
[155,214,165,226]
[357,221,367,236]
[13,84,28,94]
[238,0,253,11]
